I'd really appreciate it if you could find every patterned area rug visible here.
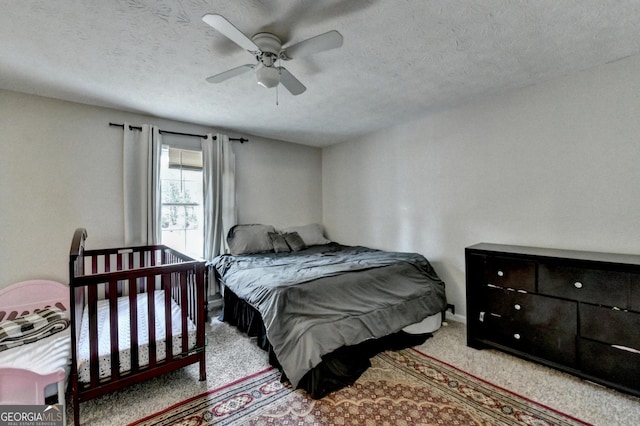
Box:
[130,349,590,425]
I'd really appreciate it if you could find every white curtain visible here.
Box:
[123,122,162,246]
[202,133,237,261]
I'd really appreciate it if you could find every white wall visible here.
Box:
[0,90,322,288]
[235,137,322,229]
[322,55,640,321]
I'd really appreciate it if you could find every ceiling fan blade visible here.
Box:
[202,14,260,52]
[282,30,343,59]
[278,67,306,95]
[206,64,255,83]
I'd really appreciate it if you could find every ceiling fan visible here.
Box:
[202,14,343,95]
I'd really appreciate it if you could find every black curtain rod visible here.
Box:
[109,122,248,143]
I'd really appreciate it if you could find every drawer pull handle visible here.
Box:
[611,345,640,354]
[497,270,504,277]
[574,281,583,289]
[514,333,521,340]
[514,304,521,310]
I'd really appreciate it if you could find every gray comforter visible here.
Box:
[213,243,446,387]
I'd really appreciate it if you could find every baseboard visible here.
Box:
[444,312,466,324]
[207,295,223,315]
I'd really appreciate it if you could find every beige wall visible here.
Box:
[0,90,322,288]
[4,54,640,317]
[322,55,640,321]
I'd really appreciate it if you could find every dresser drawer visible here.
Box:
[580,304,640,350]
[478,292,577,366]
[482,287,576,330]
[538,264,628,307]
[483,257,535,292]
[578,338,640,393]
[479,315,576,366]
[630,274,640,311]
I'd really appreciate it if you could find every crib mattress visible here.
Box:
[77,290,197,383]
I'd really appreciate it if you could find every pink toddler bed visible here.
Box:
[0,279,71,406]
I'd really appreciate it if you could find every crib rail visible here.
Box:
[69,228,206,425]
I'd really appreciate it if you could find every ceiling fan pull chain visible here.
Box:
[276,65,280,106]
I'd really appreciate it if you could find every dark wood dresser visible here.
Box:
[466,243,640,397]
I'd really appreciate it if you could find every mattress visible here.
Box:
[77,290,197,383]
[0,329,71,398]
[214,242,447,388]
[402,312,442,334]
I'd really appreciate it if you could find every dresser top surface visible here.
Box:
[466,242,640,266]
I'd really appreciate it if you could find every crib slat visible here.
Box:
[88,285,99,388]
[129,279,139,373]
[151,248,157,267]
[108,280,120,381]
[104,256,112,298]
[164,273,173,362]
[147,275,157,368]
[117,254,125,300]
[180,271,188,354]
[170,270,179,353]
[186,272,193,325]
[190,271,197,323]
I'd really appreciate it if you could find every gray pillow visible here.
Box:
[283,232,307,252]
[269,232,291,253]
[282,224,330,246]
[227,224,276,255]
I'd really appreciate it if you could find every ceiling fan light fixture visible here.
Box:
[203,14,342,96]
[255,64,280,88]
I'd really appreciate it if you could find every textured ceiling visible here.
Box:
[2,0,640,147]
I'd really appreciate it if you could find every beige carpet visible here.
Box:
[130,348,589,425]
[416,322,640,425]
[69,318,640,425]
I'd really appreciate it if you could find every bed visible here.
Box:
[212,224,447,398]
[0,280,71,407]
[68,228,207,426]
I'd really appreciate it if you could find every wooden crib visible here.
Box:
[69,228,206,425]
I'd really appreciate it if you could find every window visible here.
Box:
[160,147,204,258]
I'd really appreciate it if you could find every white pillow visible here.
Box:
[282,223,330,246]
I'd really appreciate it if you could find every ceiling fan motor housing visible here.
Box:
[252,33,282,64]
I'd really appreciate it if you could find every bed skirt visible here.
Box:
[219,287,433,398]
